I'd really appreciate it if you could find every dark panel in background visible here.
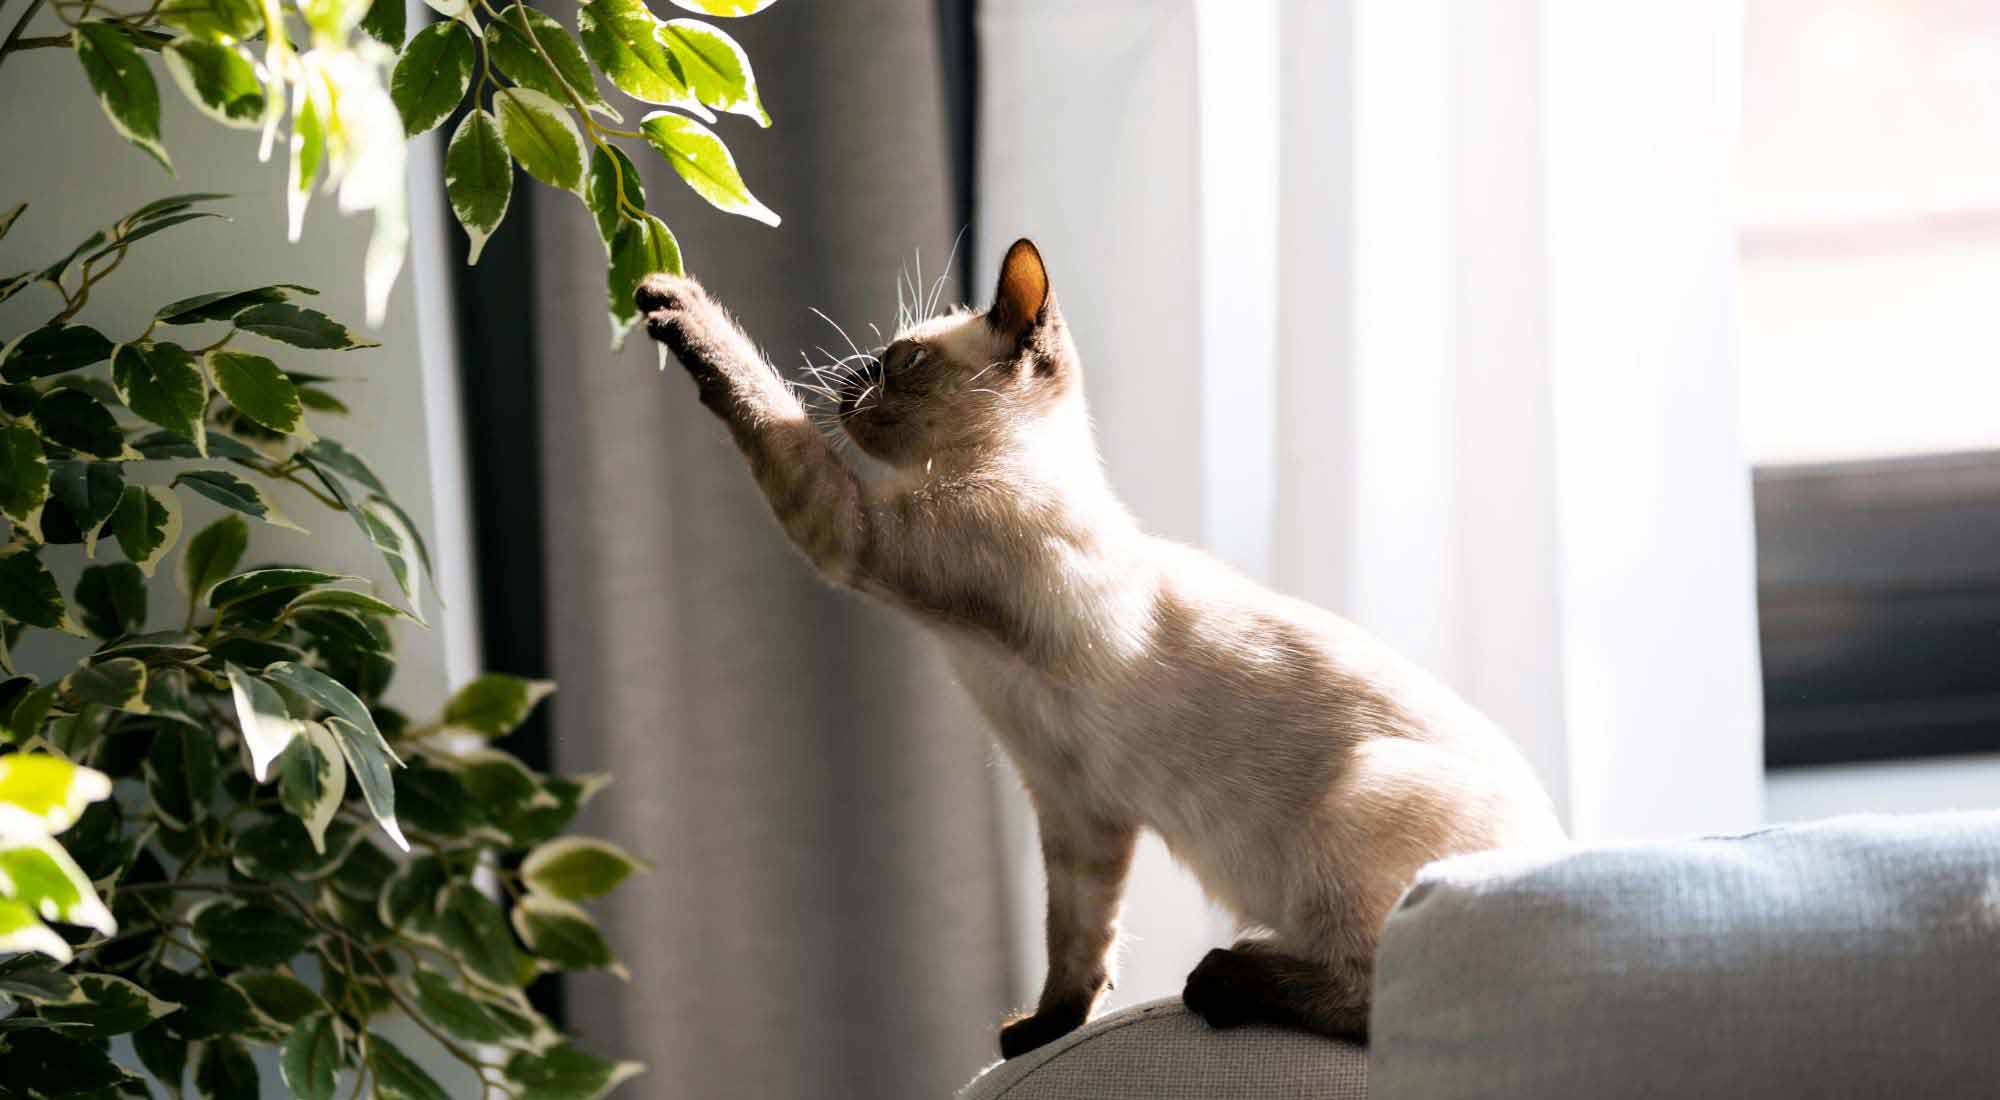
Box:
[1756,451,2000,768]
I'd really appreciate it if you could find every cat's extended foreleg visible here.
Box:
[1000,812,1137,1059]
[637,275,874,585]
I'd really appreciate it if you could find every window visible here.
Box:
[1741,0,2000,768]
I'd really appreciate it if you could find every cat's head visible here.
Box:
[831,239,1081,468]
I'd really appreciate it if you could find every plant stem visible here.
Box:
[0,0,48,74]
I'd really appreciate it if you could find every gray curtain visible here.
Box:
[530,3,1013,1098]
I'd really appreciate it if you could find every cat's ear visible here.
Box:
[988,238,1050,344]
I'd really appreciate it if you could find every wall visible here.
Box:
[0,26,479,703]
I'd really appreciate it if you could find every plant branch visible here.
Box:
[0,0,48,73]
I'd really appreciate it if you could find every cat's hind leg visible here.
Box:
[1181,940,1371,1042]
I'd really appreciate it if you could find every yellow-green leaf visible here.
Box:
[639,111,779,226]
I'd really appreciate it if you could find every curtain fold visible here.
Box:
[529,3,1010,1097]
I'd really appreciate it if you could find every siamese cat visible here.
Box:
[636,240,1565,1057]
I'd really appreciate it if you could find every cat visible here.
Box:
[635,239,1566,1057]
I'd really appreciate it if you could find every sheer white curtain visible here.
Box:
[976,0,1763,1010]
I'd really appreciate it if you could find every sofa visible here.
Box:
[960,811,2000,1099]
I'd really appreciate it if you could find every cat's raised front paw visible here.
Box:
[998,1007,1086,1059]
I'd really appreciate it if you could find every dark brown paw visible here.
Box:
[998,1007,1086,1059]
[634,272,699,316]
[1183,947,1259,1030]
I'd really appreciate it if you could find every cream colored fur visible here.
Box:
[635,240,1564,1057]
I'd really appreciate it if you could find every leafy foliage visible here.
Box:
[0,200,642,1099]
[1,0,783,343]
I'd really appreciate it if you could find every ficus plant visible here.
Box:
[0,0,781,342]
[0,198,647,1099]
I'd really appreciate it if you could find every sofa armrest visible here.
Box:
[1371,811,2000,1100]
[959,998,1369,1100]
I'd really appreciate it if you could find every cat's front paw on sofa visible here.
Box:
[999,1006,1089,1059]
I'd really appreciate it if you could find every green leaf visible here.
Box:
[132,1020,190,1090]
[607,212,681,345]
[328,714,407,851]
[299,437,387,494]
[156,284,317,325]
[0,964,75,1002]
[0,545,71,631]
[190,897,315,967]
[174,471,305,531]
[277,719,344,853]
[231,816,361,880]
[145,722,217,828]
[0,894,69,961]
[441,674,556,738]
[586,143,646,249]
[0,836,115,932]
[0,203,22,240]
[195,1037,261,1100]
[511,894,620,974]
[158,0,262,41]
[62,655,148,711]
[35,387,129,460]
[49,461,126,551]
[75,22,171,171]
[1,324,114,382]
[179,513,248,602]
[112,342,208,454]
[281,587,416,622]
[288,87,324,241]
[360,0,406,47]
[265,661,405,847]
[234,303,379,350]
[152,971,257,1040]
[522,837,648,900]
[35,972,176,1036]
[370,1034,452,1100]
[209,568,351,610]
[110,484,181,576]
[234,970,326,1026]
[668,0,777,14]
[488,5,618,120]
[226,660,303,780]
[435,883,528,989]
[658,18,769,126]
[640,111,779,225]
[390,758,479,836]
[410,967,535,1043]
[5,685,57,746]
[379,853,447,933]
[495,87,588,195]
[445,109,512,264]
[302,0,370,40]
[505,1042,646,1100]
[75,563,147,639]
[391,21,476,138]
[499,771,609,848]
[358,495,427,612]
[281,1013,343,1100]
[1,1029,145,1093]
[0,423,49,531]
[209,350,305,435]
[0,753,111,836]
[577,0,710,115]
[163,37,264,129]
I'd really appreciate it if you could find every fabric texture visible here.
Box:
[1371,811,2000,1100]
[959,999,1370,1100]
[529,2,1011,1097]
